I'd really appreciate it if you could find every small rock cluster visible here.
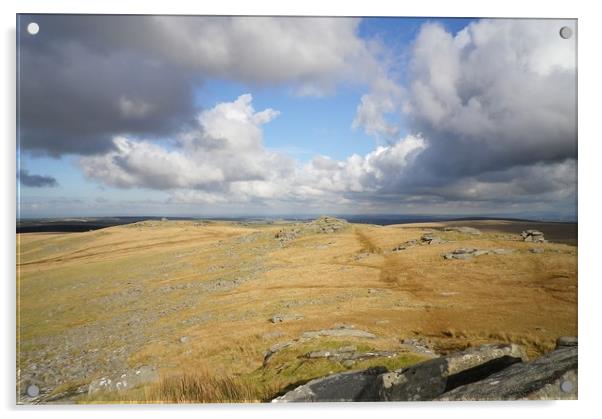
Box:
[443,248,514,260]
[304,346,397,368]
[420,233,445,245]
[269,313,304,323]
[87,365,158,395]
[263,324,377,365]
[275,216,349,244]
[392,240,418,252]
[521,230,546,243]
[273,338,578,402]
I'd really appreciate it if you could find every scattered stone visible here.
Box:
[531,248,544,254]
[392,239,418,252]
[521,230,546,243]
[400,338,437,356]
[421,234,445,245]
[304,346,396,363]
[270,313,304,323]
[436,346,577,400]
[263,341,294,365]
[443,226,482,235]
[443,248,478,260]
[443,248,513,260]
[272,367,388,402]
[179,336,189,344]
[555,336,577,349]
[88,365,158,395]
[301,328,376,340]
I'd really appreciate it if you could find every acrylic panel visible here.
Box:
[16,15,577,404]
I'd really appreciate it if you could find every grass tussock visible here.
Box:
[144,369,260,403]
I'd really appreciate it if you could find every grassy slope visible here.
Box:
[16,219,577,402]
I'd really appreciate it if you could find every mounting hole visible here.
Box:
[559,26,573,40]
[27,22,39,35]
[560,380,573,393]
[26,384,40,397]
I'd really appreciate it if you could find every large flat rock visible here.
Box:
[272,367,387,402]
[377,343,527,401]
[435,346,577,400]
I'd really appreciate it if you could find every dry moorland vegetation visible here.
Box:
[16,217,577,403]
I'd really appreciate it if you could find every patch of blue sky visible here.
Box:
[195,79,377,162]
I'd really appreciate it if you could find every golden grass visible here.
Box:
[145,369,259,403]
[16,219,577,403]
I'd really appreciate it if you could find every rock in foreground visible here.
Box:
[272,367,387,402]
[272,339,577,402]
[377,343,527,401]
[436,346,577,400]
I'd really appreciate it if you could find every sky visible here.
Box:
[17,15,577,219]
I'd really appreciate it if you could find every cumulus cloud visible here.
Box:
[352,77,404,140]
[405,19,577,183]
[81,94,426,206]
[19,15,379,156]
[18,169,58,187]
[22,17,577,216]
[80,94,293,194]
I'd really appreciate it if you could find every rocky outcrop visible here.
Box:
[392,239,418,252]
[521,230,546,243]
[304,346,397,365]
[436,346,577,400]
[262,324,377,365]
[275,216,349,244]
[443,248,514,260]
[269,313,304,323]
[273,339,577,402]
[420,234,445,245]
[377,343,527,401]
[301,327,376,340]
[272,367,387,402]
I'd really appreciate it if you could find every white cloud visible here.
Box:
[82,94,427,207]
[79,19,577,216]
[81,94,293,192]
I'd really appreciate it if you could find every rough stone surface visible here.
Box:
[443,248,514,260]
[301,328,376,340]
[521,230,546,243]
[304,347,396,362]
[272,367,388,402]
[436,346,577,400]
[421,234,445,245]
[556,336,578,348]
[376,343,527,401]
[271,341,577,402]
[275,216,349,244]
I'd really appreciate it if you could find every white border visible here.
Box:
[3,1,600,418]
